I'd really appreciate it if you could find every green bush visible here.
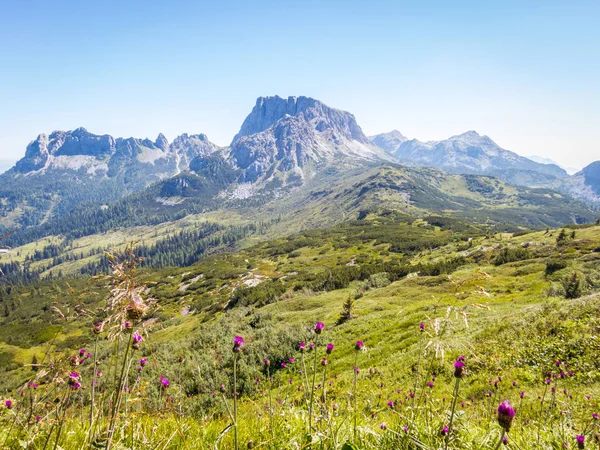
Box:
[563,272,585,299]
[545,259,568,276]
[493,247,532,266]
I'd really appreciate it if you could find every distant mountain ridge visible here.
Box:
[13,127,219,177]
[368,130,568,186]
[1,95,596,239]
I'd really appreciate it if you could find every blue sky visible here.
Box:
[0,0,598,169]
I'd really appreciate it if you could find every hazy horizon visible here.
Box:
[1,1,598,169]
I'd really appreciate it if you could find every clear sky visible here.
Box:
[0,0,598,170]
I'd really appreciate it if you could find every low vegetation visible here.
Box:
[1,216,600,449]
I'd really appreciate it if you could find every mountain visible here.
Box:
[1,96,596,253]
[369,130,568,186]
[368,130,408,153]
[528,155,580,175]
[0,128,220,229]
[554,161,600,206]
[226,96,391,185]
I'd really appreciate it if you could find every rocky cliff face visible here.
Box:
[228,96,389,183]
[11,127,220,181]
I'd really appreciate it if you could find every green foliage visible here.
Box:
[563,272,585,299]
[493,246,532,266]
[545,258,568,276]
[336,295,355,325]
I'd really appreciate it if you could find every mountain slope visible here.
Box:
[554,160,600,206]
[369,130,568,187]
[263,163,595,234]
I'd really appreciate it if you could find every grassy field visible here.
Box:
[1,217,600,448]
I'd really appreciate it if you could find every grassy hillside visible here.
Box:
[1,215,600,448]
[2,163,596,286]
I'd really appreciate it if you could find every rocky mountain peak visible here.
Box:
[232,95,369,145]
[155,133,169,151]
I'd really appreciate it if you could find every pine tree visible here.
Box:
[556,229,568,245]
[337,294,355,325]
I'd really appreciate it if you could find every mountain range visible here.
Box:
[1,95,598,250]
[368,130,568,187]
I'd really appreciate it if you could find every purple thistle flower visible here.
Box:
[497,400,516,432]
[308,343,315,351]
[503,435,509,445]
[427,381,434,388]
[314,322,325,334]
[35,415,41,421]
[79,349,86,356]
[281,362,287,368]
[321,357,328,366]
[288,357,295,363]
[419,323,425,331]
[140,358,147,367]
[326,343,334,354]
[264,359,270,367]
[132,332,143,343]
[353,366,359,374]
[387,400,394,408]
[355,340,364,351]
[379,422,387,430]
[160,376,169,388]
[298,342,306,352]
[576,434,585,449]
[233,335,244,352]
[441,425,449,436]
[403,426,408,433]
[520,391,525,399]
[5,400,13,409]
[453,359,465,378]
[124,321,132,329]
[592,413,599,420]
[137,366,143,372]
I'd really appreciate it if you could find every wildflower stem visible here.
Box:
[321,363,327,403]
[308,336,320,434]
[106,327,134,450]
[267,366,274,439]
[52,390,71,450]
[301,352,310,407]
[445,377,461,450]
[412,332,424,408]
[353,350,358,443]
[493,430,506,450]
[88,335,98,444]
[233,353,239,450]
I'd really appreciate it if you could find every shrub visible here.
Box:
[563,272,585,299]
[368,272,391,289]
[493,247,532,266]
[545,259,568,276]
